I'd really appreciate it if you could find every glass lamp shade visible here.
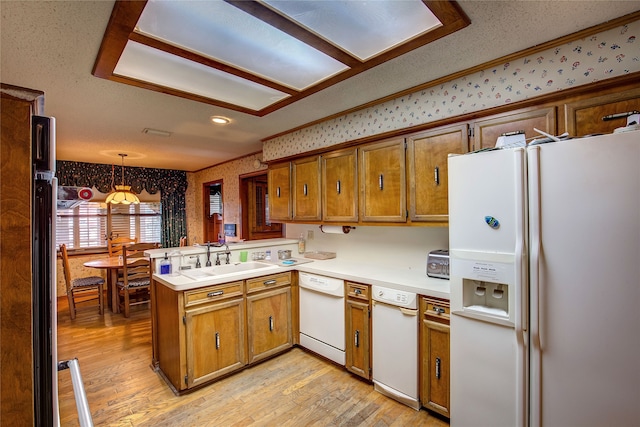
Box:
[105,185,140,205]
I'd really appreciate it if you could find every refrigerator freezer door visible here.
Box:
[448,147,528,427]
[528,132,640,427]
[448,148,526,255]
[450,315,521,426]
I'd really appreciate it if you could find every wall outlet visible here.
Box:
[307,229,314,240]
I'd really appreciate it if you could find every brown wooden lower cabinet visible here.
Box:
[345,282,371,380]
[154,272,292,393]
[185,297,246,388]
[247,285,292,364]
[420,296,451,418]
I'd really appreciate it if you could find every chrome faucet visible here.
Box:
[215,244,231,265]
[206,242,212,267]
[224,244,231,264]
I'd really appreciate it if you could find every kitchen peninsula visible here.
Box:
[146,237,451,415]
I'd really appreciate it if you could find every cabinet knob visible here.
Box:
[355,330,360,348]
[378,174,384,190]
[434,166,440,185]
[215,332,220,349]
[269,315,274,332]
[336,180,341,194]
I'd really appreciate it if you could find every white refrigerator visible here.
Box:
[447,130,640,427]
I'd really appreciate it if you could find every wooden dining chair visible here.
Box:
[107,236,137,257]
[60,244,105,320]
[115,243,157,317]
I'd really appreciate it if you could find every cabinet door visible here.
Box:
[359,138,406,222]
[407,124,468,222]
[345,299,370,379]
[563,87,640,136]
[421,319,450,418]
[472,106,556,151]
[247,287,292,363]
[267,162,292,221]
[322,148,358,222]
[185,298,246,388]
[292,156,321,221]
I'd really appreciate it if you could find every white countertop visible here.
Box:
[154,256,450,299]
[295,259,450,299]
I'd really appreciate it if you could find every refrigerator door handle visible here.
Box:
[528,146,543,427]
[513,148,528,427]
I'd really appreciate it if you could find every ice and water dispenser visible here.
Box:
[462,279,509,319]
[451,255,517,327]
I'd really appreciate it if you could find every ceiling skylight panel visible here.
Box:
[135,0,348,90]
[262,0,442,61]
[114,41,289,111]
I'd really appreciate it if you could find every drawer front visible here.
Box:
[246,272,291,293]
[346,282,369,301]
[423,297,450,322]
[184,281,244,308]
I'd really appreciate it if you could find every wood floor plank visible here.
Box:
[56,296,448,426]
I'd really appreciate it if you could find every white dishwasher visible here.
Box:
[372,285,420,410]
[298,272,345,365]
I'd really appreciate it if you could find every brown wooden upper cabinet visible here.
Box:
[563,87,640,137]
[407,124,469,223]
[267,162,292,221]
[359,138,406,222]
[322,148,358,222]
[472,106,557,151]
[292,156,322,221]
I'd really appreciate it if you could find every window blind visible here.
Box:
[57,201,161,250]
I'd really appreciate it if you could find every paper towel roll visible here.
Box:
[320,225,354,234]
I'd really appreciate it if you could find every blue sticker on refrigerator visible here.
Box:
[484,215,500,229]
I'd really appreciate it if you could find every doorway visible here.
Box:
[203,180,223,244]
[240,172,283,240]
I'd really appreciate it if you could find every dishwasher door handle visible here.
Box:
[399,307,418,316]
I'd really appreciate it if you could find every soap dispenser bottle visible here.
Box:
[298,233,306,254]
[160,252,171,275]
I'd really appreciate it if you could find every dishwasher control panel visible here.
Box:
[372,285,417,309]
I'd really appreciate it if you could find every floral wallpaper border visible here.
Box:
[263,19,640,161]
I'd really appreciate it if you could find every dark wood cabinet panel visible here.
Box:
[564,86,640,136]
[359,138,406,222]
[407,124,468,222]
[322,148,358,222]
[473,106,556,151]
[267,162,292,221]
[292,156,321,221]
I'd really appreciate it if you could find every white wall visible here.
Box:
[285,223,448,271]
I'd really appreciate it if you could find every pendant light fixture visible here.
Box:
[106,153,140,205]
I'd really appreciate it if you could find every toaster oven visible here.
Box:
[427,249,449,279]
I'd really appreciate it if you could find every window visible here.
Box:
[209,190,222,216]
[57,202,161,250]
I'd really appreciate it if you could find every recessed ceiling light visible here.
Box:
[210,116,231,125]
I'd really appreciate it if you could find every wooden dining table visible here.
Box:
[83,257,137,314]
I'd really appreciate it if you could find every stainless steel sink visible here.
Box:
[180,261,277,281]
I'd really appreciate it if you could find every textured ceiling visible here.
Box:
[2,1,639,171]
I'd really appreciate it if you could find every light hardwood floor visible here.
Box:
[57,297,449,426]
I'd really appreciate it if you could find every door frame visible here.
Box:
[202,179,223,244]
